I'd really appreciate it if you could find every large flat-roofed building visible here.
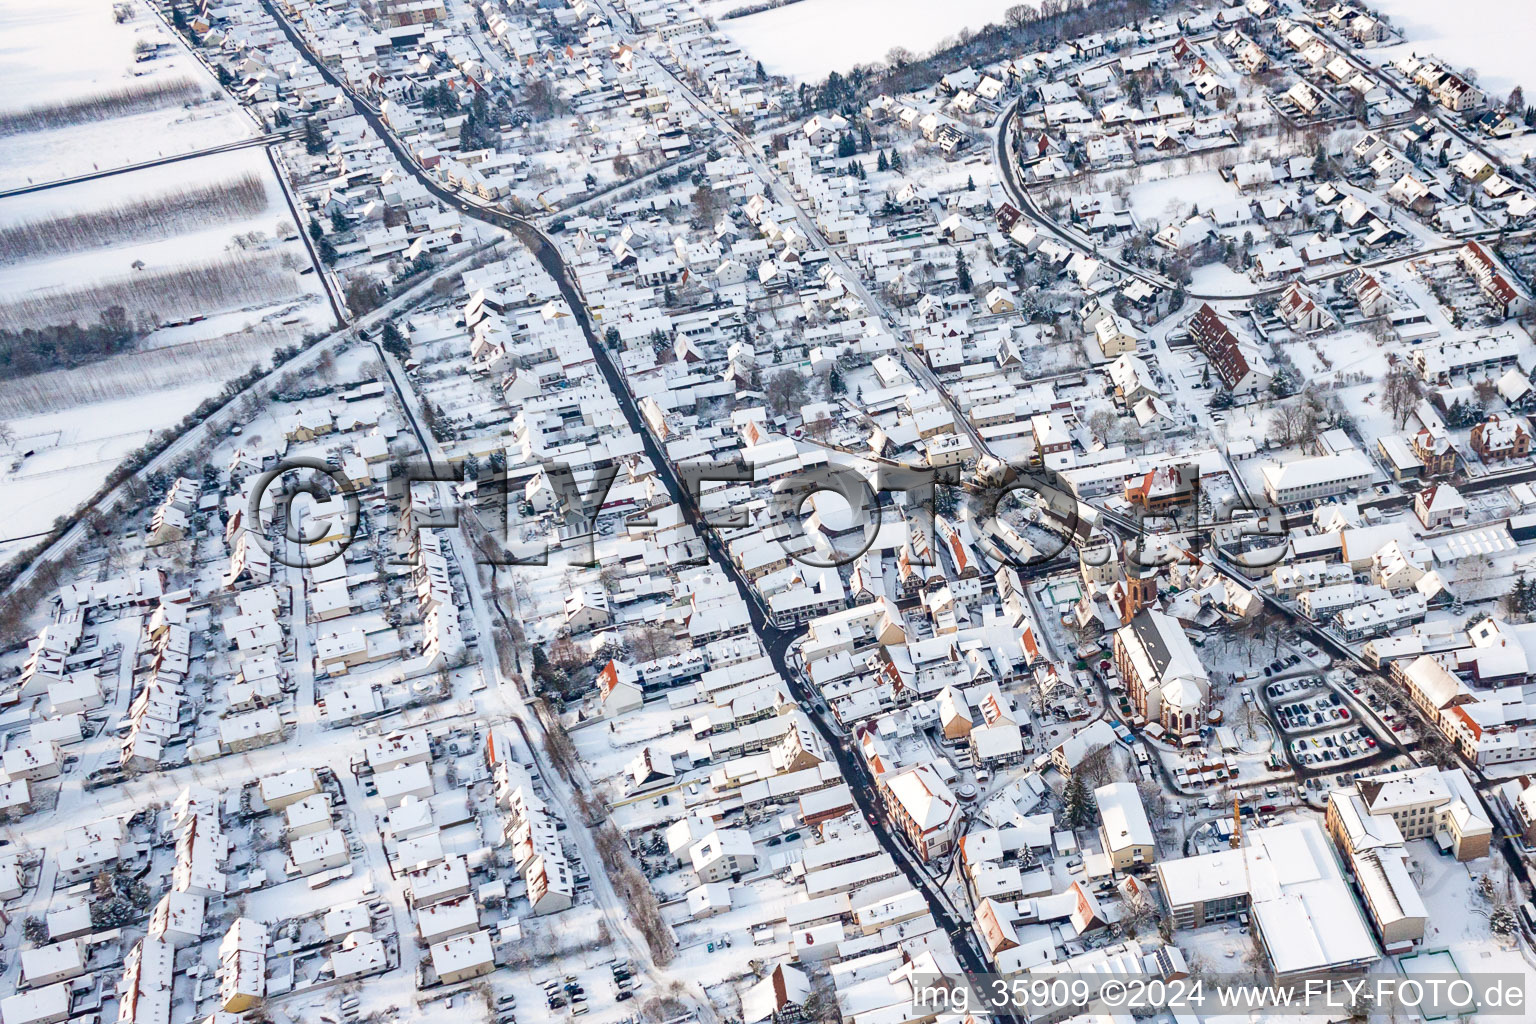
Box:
[1261,451,1375,506]
[1349,844,1428,954]
[1155,820,1379,978]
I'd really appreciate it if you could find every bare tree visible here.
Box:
[1383,363,1423,428]
[627,623,677,662]
[765,369,808,417]
[1077,743,1117,787]
[1267,400,1304,447]
[1087,408,1120,444]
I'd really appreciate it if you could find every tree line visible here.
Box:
[0,174,270,264]
[805,0,1159,112]
[0,253,298,333]
[0,308,137,380]
[0,78,206,135]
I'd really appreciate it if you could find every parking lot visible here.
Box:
[1268,680,1356,732]
[1257,652,1307,679]
[1289,724,1378,766]
[1256,655,1393,779]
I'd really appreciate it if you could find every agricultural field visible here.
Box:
[0,0,260,189]
[710,0,1023,81]
[0,4,330,570]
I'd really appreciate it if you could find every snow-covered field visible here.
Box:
[1,0,176,109]
[714,0,1020,82]
[0,381,222,558]
[1368,0,1536,96]
[0,0,257,189]
[1128,170,1239,225]
[0,2,324,568]
[0,148,315,307]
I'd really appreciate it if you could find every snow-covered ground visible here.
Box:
[1368,0,1536,96]
[0,4,328,568]
[0,148,317,309]
[1406,840,1530,980]
[0,381,223,556]
[1128,170,1238,226]
[0,0,186,109]
[0,0,257,189]
[714,0,1020,82]
[0,148,329,558]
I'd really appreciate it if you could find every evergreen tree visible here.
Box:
[756,60,766,81]
[317,237,338,265]
[890,148,903,171]
[837,132,857,158]
[1063,775,1093,828]
[859,123,872,152]
[932,482,957,518]
[828,364,847,395]
[380,321,409,360]
[877,150,889,172]
[955,251,972,292]
[303,117,326,155]
[966,174,976,191]
[308,219,324,242]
